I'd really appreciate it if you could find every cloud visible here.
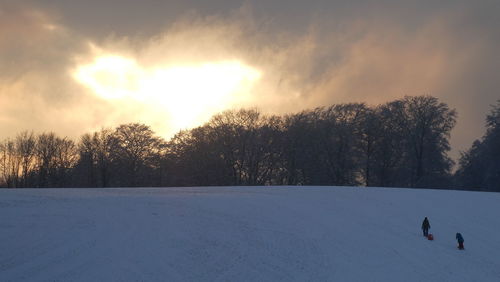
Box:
[1,1,499,161]
[0,3,153,139]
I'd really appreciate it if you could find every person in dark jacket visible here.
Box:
[421,217,430,237]
[456,233,464,249]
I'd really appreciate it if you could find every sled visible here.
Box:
[427,234,434,240]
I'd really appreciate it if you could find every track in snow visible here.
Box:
[1,186,499,281]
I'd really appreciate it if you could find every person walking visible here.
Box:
[421,217,430,237]
[456,233,465,250]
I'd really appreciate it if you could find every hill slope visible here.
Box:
[1,186,499,281]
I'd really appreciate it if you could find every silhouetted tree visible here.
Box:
[109,123,164,186]
[0,139,20,187]
[364,102,410,187]
[281,110,320,185]
[360,108,381,186]
[367,96,456,188]
[16,131,36,187]
[456,101,500,191]
[281,104,367,186]
[0,95,460,189]
[74,129,115,187]
[318,103,367,185]
[208,109,283,185]
[35,133,77,187]
[167,126,232,186]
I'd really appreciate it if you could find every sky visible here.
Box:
[1,0,499,161]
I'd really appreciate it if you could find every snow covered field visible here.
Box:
[1,186,499,282]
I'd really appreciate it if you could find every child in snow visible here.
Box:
[456,233,464,249]
[421,217,430,237]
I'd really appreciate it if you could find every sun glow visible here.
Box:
[73,55,261,134]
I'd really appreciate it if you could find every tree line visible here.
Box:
[1,96,498,191]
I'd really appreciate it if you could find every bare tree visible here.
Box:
[110,123,164,186]
[36,133,58,187]
[370,96,456,188]
[0,95,459,189]
[16,131,36,187]
[365,102,409,187]
[208,109,282,185]
[35,133,77,187]
[318,103,368,185]
[0,139,20,187]
[76,129,114,187]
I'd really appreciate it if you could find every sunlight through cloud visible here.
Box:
[73,55,261,134]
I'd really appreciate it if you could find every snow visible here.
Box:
[1,186,499,282]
